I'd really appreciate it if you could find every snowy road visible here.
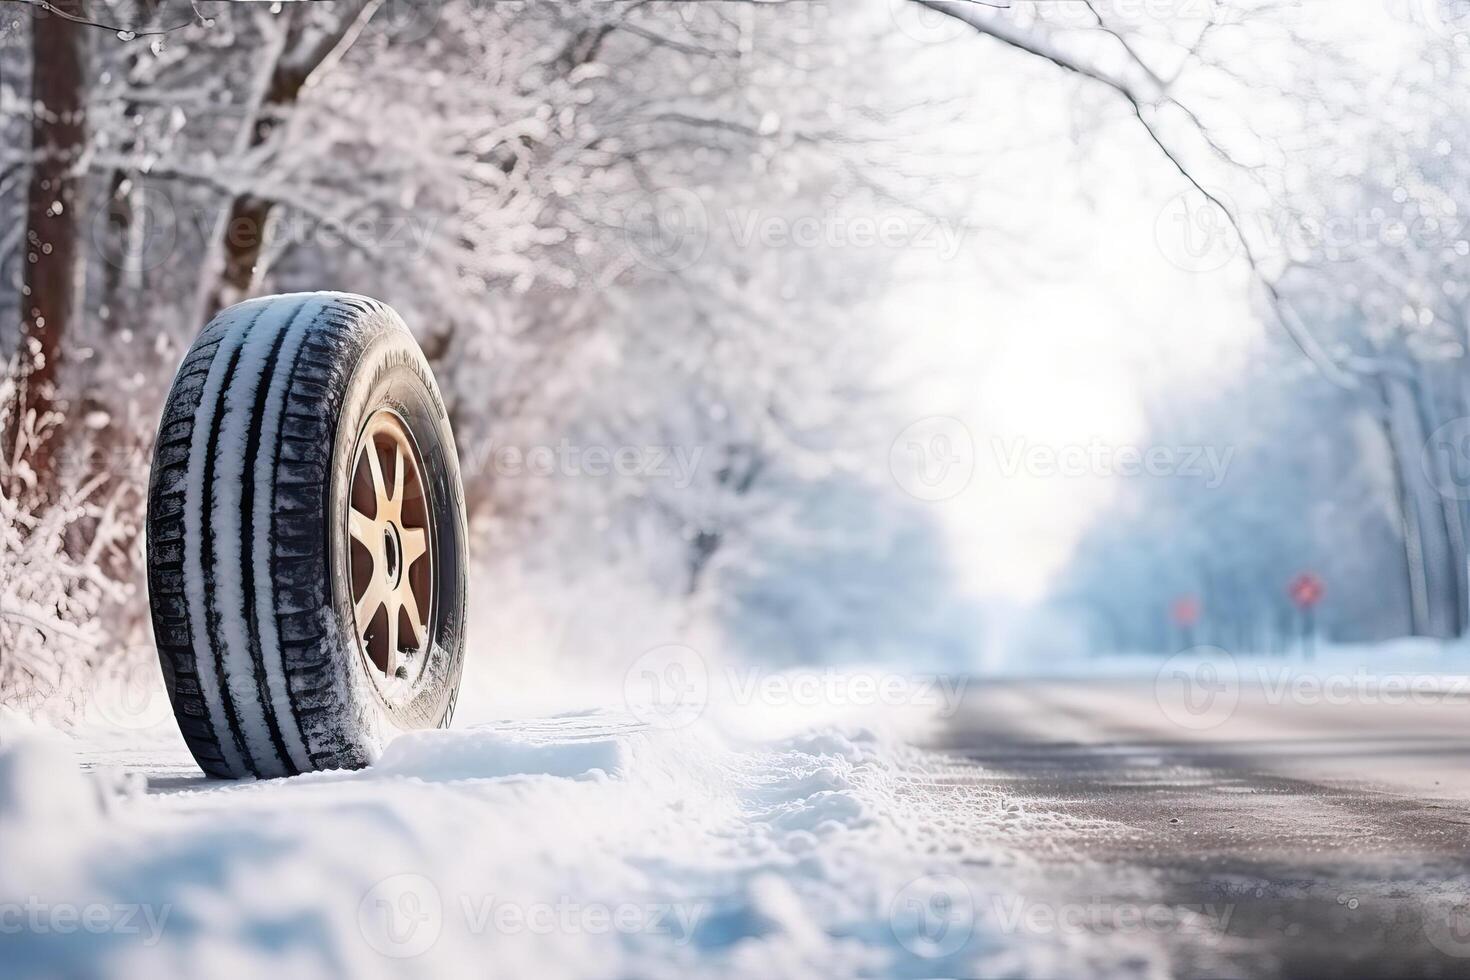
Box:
[8,669,1470,978]
[929,677,1470,977]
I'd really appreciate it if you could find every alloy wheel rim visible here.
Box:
[348,410,434,682]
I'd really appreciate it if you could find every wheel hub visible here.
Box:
[382,526,401,584]
[348,410,433,681]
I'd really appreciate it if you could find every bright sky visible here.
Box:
[878,0,1419,602]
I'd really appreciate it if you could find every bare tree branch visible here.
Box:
[12,0,197,36]
[913,0,1359,389]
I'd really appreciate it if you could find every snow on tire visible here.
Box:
[146,293,469,779]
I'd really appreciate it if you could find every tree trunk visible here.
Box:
[200,2,374,321]
[1415,366,1468,636]
[683,443,763,597]
[1382,373,1458,637]
[5,6,88,496]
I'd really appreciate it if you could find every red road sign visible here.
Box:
[1171,594,1201,628]
[1288,572,1324,610]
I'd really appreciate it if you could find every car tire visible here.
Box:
[146,292,468,779]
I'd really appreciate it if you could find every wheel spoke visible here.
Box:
[385,596,400,665]
[366,440,388,512]
[400,527,428,569]
[348,508,376,548]
[355,579,387,627]
[399,585,425,650]
[391,444,405,507]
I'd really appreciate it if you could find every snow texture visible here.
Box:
[208,296,310,775]
[0,714,1074,980]
[247,299,323,774]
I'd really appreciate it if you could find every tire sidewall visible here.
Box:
[327,316,468,752]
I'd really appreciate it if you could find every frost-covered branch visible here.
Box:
[913,0,1357,387]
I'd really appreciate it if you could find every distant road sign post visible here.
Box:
[1171,594,1202,649]
[1288,573,1325,659]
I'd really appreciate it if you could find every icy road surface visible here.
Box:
[7,669,1470,978]
[929,675,1470,977]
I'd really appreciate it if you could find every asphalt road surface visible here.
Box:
[928,676,1470,978]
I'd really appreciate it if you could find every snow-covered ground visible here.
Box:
[11,639,1470,978]
[0,700,1104,980]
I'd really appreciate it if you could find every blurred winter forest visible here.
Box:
[3,0,1470,713]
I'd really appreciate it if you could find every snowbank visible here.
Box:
[0,714,1064,980]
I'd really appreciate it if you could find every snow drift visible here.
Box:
[0,714,1061,979]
